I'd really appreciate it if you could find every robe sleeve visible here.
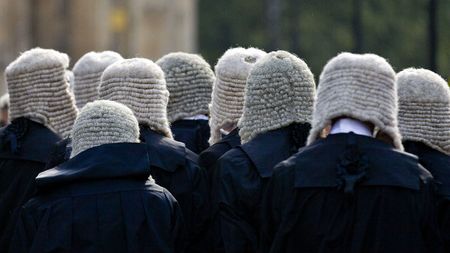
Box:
[420,179,446,252]
[216,155,259,253]
[260,167,282,253]
[185,161,210,252]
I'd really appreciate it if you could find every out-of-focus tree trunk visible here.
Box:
[266,0,281,50]
[352,0,363,53]
[428,0,438,72]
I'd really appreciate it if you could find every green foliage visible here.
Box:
[198,0,449,79]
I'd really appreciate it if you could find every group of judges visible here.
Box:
[0,47,448,253]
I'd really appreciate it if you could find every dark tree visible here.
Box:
[428,0,438,71]
[352,0,363,53]
[266,0,282,50]
[287,0,301,55]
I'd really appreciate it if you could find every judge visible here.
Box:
[213,51,315,253]
[0,48,78,251]
[99,58,209,252]
[9,100,185,252]
[397,68,450,252]
[199,47,266,252]
[261,53,442,253]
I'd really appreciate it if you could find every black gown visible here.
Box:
[171,119,210,154]
[198,128,241,253]
[140,127,209,252]
[0,118,61,251]
[261,133,443,253]
[9,143,185,253]
[45,137,71,169]
[198,128,241,178]
[213,124,310,253]
[404,141,450,252]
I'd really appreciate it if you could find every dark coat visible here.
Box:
[261,133,442,253]
[198,128,241,178]
[198,128,240,253]
[45,137,71,169]
[0,118,61,251]
[404,141,450,252]
[9,143,185,253]
[140,127,209,252]
[213,124,310,253]
[171,119,210,154]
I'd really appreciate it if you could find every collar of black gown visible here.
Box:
[218,127,241,148]
[171,119,209,127]
[139,126,186,172]
[0,117,61,163]
[293,133,432,191]
[240,126,296,178]
[36,143,150,187]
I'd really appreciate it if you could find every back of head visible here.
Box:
[209,47,266,144]
[5,48,78,138]
[98,58,172,138]
[397,68,450,155]
[156,52,215,123]
[307,52,401,149]
[72,51,123,109]
[238,50,316,143]
[71,100,139,157]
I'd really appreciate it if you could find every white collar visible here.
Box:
[220,129,230,135]
[330,118,372,137]
[183,114,209,120]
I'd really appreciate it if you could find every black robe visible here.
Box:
[171,119,210,154]
[198,128,241,253]
[261,133,443,253]
[9,143,185,253]
[45,137,71,169]
[213,124,309,253]
[0,118,61,251]
[140,127,209,252]
[404,141,450,252]
[198,128,241,178]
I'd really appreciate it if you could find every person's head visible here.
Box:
[5,48,78,137]
[72,51,123,109]
[71,100,140,157]
[98,58,172,138]
[0,93,9,126]
[208,47,266,144]
[397,68,450,155]
[307,52,401,149]
[238,50,316,143]
[156,52,215,123]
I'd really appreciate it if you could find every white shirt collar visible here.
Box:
[183,114,209,120]
[330,118,372,137]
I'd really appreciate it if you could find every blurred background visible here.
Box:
[0,0,448,95]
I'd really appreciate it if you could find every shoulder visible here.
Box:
[218,147,249,168]
[142,183,179,205]
[198,142,231,168]
[216,147,251,178]
[272,153,298,184]
[370,147,434,182]
[185,148,199,164]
